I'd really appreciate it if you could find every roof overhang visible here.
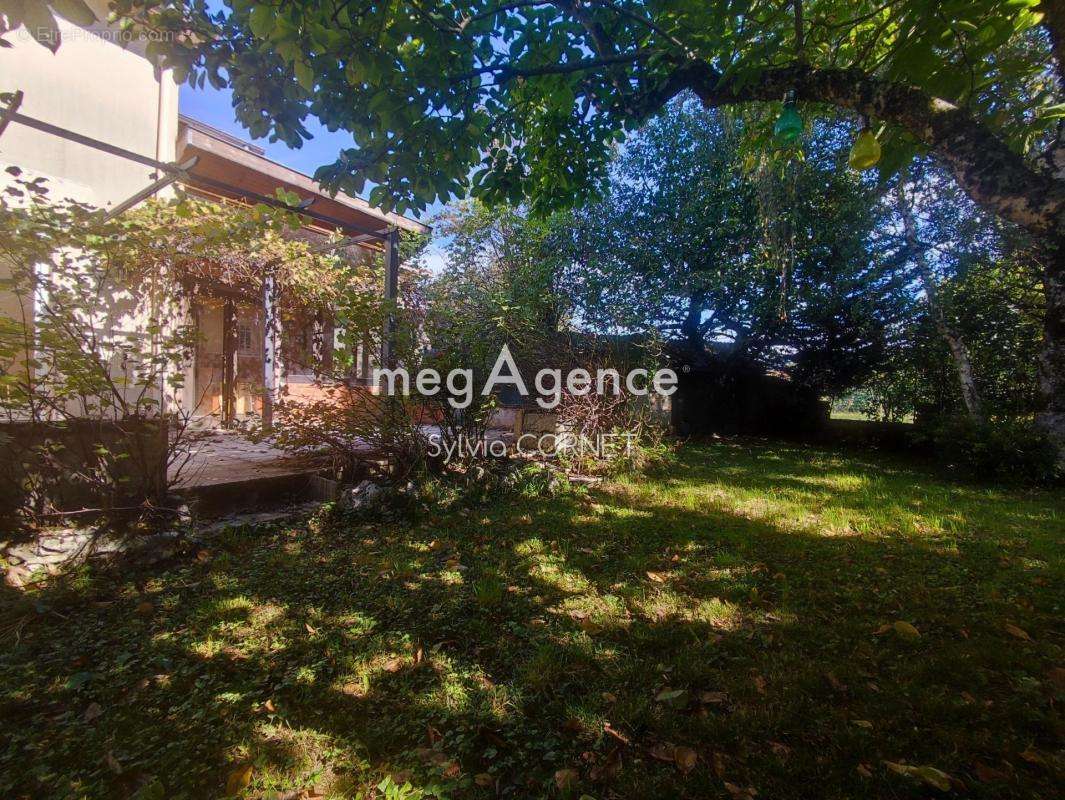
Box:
[176,116,428,239]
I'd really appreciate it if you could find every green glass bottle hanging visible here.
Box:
[848,128,881,170]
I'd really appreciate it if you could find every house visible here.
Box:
[0,1,427,430]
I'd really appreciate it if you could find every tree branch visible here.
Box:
[453,50,652,82]
[631,61,1065,241]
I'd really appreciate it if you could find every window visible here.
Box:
[237,324,253,353]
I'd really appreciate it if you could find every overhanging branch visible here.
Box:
[631,61,1065,241]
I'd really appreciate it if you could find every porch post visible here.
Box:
[221,298,237,427]
[262,272,284,430]
[312,308,325,377]
[379,227,400,373]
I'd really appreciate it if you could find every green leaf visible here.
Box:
[294,60,314,91]
[248,5,274,39]
[49,0,96,27]
[19,1,61,52]
[1037,103,1065,121]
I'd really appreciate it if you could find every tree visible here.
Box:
[895,173,985,421]
[8,0,1065,446]
[563,102,907,397]
[854,176,1045,421]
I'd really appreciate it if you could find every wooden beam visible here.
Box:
[179,124,429,235]
[185,170,390,238]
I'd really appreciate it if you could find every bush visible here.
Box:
[919,416,1060,485]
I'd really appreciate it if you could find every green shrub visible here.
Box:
[919,416,1060,485]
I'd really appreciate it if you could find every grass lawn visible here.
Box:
[2,441,1063,799]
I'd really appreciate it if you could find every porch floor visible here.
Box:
[171,430,327,489]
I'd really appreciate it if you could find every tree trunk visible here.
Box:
[1041,1,1065,87]
[1036,240,1065,461]
[896,181,985,422]
[681,294,706,355]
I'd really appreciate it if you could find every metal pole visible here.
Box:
[101,157,198,221]
[0,90,24,139]
[5,112,393,240]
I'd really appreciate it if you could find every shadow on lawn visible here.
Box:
[1,443,1062,799]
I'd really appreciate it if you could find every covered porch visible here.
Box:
[169,114,427,429]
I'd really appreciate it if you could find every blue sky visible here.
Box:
[179,82,449,270]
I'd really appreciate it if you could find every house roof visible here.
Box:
[176,115,428,238]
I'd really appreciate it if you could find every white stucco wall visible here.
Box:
[0,3,185,414]
[0,0,178,205]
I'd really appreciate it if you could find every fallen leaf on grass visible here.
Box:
[224,763,253,796]
[262,699,276,713]
[973,762,1009,783]
[340,681,366,698]
[441,761,461,779]
[654,687,689,708]
[646,571,668,583]
[852,719,873,729]
[674,746,698,773]
[884,761,951,791]
[602,722,631,746]
[554,768,580,792]
[474,773,494,788]
[856,763,872,778]
[698,690,728,705]
[892,621,921,641]
[1018,748,1046,766]
[577,616,602,634]
[723,782,757,799]
[768,741,790,759]
[1004,623,1031,641]
[136,601,153,617]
